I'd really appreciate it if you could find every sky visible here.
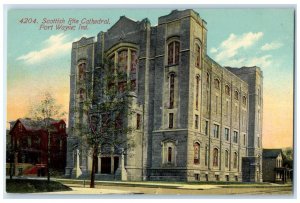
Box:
[6,8,294,149]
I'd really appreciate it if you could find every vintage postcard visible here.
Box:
[4,5,295,197]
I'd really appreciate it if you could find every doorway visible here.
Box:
[101,157,111,174]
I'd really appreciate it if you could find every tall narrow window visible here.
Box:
[214,79,220,89]
[118,50,128,72]
[196,76,200,110]
[213,148,219,167]
[215,95,218,114]
[233,131,238,143]
[226,100,229,116]
[168,147,172,163]
[225,85,230,96]
[233,152,238,169]
[225,150,229,168]
[168,41,180,65]
[213,124,219,138]
[205,121,209,135]
[130,80,136,91]
[206,90,210,113]
[194,142,200,164]
[78,63,86,80]
[79,88,85,101]
[205,146,208,166]
[243,134,246,146]
[195,115,199,129]
[242,96,247,106]
[169,73,175,109]
[169,113,174,129]
[136,113,141,130]
[206,73,210,88]
[130,50,138,73]
[224,128,229,141]
[234,90,239,100]
[195,44,201,68]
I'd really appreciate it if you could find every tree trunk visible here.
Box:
[90,146,97,188]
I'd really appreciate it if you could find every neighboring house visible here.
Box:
[262,149,289,183]
[66,9,263,182]
[8,118,67,176]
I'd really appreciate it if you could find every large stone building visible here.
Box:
[65,9,263,182]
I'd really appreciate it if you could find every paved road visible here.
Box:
[41,183,293,196]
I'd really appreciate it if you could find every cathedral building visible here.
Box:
[65,9,263,182]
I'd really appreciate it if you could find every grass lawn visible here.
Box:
[6,179,72,193]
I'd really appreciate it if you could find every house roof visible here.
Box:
[10,118,64,132]
[263,149,283,159]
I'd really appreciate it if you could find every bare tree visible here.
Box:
[29,91,66,183]
[74,57,136,188]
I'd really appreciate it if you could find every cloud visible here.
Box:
[210,47,218,53]
[261,42,283,51]
[223,55,273,69]
[17,33,72,64]
[214,32,264,62]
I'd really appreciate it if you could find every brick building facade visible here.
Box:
[65,9,263,182]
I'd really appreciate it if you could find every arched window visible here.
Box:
[169,73,175,109]
[168,41,180,65]
[162,141,176,165]
[213,148,219,167]
[194,142,200,164]
[225,85,230,96]
[233,152,238,169]
[234,90,239,100]
[78,63,86,80]
[195,75,200,110]
[225,150,229,168]
[214,78,220,89]
[195,44,201,68]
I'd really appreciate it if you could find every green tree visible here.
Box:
[29,91,66,183]
[74,57,135,188]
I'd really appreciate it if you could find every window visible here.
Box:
[215,95,218,114]
[169,73,175,109]
[118,81,126,92]
[168,147,172,163]
[225,150,229,168]
[195,44,201,68]
[195,115,199,129]
[215,175,220,181]
[130,80,136,91]
[206,73,210,88]
[226,100,229,116]
[226,175,229,181]
[242,96,247,106]
[163,141,176,165]
[169,113,174,129]
[234,90,239,100]
[206,90,210,113]
[195,173,200,181]
[235,176,238,181]
[78,63,86,80]
[213,148,219,167]
[205,146,208,166]
[213,124,219,138]
[233,131,238,143]
[214,79,220,89]
[168,41,180,65]
[130,50,138,73]
[224,128,229,141]
[195,76,200,110]
[233,152,238,168]
[225,85,230,96]
[257,136,260,147]
[136,113,141,130]
[118,50,128,72]
[194,142,200,164]
[205,121,209,135]
[243,134,246,146]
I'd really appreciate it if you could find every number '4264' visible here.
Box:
[19,18,37,24]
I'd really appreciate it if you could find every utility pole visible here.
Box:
[47,130,50,183]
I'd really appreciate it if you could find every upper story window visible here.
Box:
[169,73,175,109]
[118,50,128,72]
[233,152,238,168]
[136,113,141,130]
[168,41,180,65]
[130,50,138,73]
[234,90,239,100]
[78,63,86,80]
[225,85,230,96]
[195,44,201,68]
[225,150,229,168]
[195,75,200,110]
[224,128,230,141]
[233,131,238,143]
[78,88,85,101]
[214,78,220,90]
[206,73,210,88]
[213,124,219,138]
